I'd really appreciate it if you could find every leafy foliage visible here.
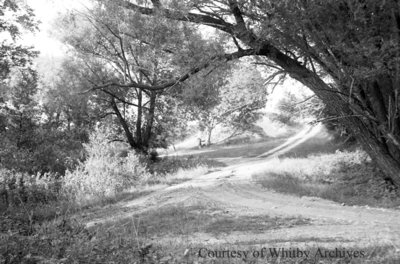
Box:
[0,0,38,81]
[41,58,99,132]
[63,125,149,199]
[55,1,226,152]
[271,93,325,127]
[0,68,85,174]
[0,1,85,175]
[0,69,40,173]
[183,61,267,144]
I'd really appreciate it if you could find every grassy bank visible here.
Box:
[253,149,400,209]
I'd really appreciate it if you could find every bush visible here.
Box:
[63,125,149,201]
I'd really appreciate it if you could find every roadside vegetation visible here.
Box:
[0,125,218,263]
[253,149,400,209]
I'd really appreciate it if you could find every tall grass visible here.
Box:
[255,149,368,182]
[0,169,62,210]
[253,149,400,208]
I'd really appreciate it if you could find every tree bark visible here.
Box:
[206,126,213,146]
[264,52,400,185]
[135,89,143,147]
[143,91,157,150]
[110,97,138,149]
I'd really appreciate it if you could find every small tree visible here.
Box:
[184,62,267,145]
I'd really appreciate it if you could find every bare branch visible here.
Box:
[253,61,283,72]
[293,95,316,106]
[228,0,246,30]
[231,35,243,50]
[99,112,117,118]
[310,115,365,124]
[101,89,148,109]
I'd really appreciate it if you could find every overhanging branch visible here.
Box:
[117,0,234,34]
[81,48,255,93]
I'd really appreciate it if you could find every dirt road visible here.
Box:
[86,125,400,251]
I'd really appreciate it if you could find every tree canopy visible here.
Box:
[101,0,400,184]
[183,61,267,144]
[0,0,38,81]
[55,0,265,153]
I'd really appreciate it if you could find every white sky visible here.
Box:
[24,0,90,57]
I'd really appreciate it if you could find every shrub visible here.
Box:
[63,125,149,201]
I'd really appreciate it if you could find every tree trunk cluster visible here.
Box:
[110,91,157,154]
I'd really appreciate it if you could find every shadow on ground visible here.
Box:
[277,137,344,159]
[179,138,287,165]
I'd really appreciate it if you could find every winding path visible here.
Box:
[86,125,400,250]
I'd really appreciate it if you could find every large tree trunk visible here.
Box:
[206,126,213,146]
[225,6,400,183]
[135,89,143,147]
[358,132,400,183]
[259,47,400,185]
[110,97,138,150]
[143,91,157,150]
